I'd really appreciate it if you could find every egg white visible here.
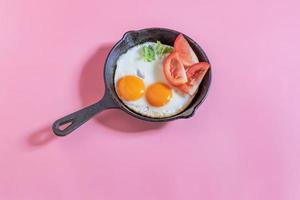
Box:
[114,42,199,118]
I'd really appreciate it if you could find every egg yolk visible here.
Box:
[146,83,172,107]
[117,75,145,101]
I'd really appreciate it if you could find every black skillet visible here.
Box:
[52,28,212,136]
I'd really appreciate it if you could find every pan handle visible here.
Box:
[52,93,117,136]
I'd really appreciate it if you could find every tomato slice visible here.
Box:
[163,52,188,86]
[179,62,210,95]
[174,34,194,66]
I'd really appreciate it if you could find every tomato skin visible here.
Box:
[174,34,194,66]
[178,62,210,95]
[163,52,188,86]
[164,33,209,95]
[186,62,209,79]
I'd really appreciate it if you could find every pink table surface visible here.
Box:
[1,0,299,199]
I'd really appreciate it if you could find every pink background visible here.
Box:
[1,0,299,199]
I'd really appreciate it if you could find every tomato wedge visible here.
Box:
[174,34,194,66]
[163,52,188,86]
[179,62,210,95]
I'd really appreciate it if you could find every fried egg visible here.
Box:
[114,42,199,118]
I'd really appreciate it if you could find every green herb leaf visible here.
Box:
[141,41,173,62]
[162,46,173,54]
[142,45,155,62]
[155,41,164,56]
[155,41,173,57]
